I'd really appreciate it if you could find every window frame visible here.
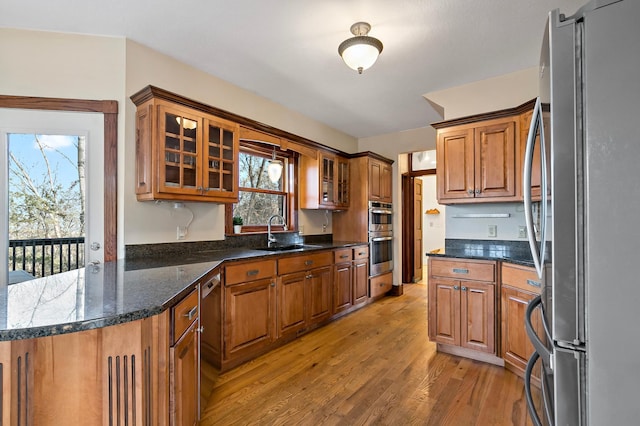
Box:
[225,141,297,234]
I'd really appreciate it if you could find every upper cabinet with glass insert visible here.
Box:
[300,152,349,210]
[132,89,239,203]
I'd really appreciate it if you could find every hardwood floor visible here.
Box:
[200,282,540,425]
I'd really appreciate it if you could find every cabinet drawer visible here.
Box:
[501,263,542,294]
[172,288,199,344]
[370,272,393,298]
[225,259,276,285]
[353,246,369,260]
[430,259,495,282]
[278,251,333,275]
[334,248,352,263]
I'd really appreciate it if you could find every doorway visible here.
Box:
[0,95,118,286]
[401,150,443,283]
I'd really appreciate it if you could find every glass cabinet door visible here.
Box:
[203,116,238,199]
[321,155,335,205]
[336,157,349,207]
[159,107,202,195]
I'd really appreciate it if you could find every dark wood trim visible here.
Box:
[0,94,118,262]
[389,284,403,296]
[130,86,395,164]
[401,175,413,284]
[431,98,536,129]
[348,150,394,164]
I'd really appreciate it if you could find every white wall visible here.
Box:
[424,67,538,120]
[421,175,445,256]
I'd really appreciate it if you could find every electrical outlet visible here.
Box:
[177,226,186,240]
[518,226,527,238]
[299,225,305,235]
[322,223,327,233]
[488,225,497,237]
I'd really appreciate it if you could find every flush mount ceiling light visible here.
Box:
[338,22,383,74]
[267,146,283,183]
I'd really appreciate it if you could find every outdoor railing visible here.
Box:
[8,237,85,279]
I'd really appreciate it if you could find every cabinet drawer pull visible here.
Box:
[340,255,349,259]
[183,306,198,321]
[247,269,259,276]
[527,279,541,288]
[358,252,366,256]
[304,260,313,266]
[306,275,313,279]
[454,285,459,290]
[452,268,469,274]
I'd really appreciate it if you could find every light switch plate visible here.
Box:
[488,225,497,237]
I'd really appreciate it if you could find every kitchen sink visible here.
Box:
[256,244,322,252]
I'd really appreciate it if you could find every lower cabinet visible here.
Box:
[223,260,277,361]
[428,257,497,360]
[171,320,199,426]
[370,271,393,298]
[353,248,369,305]
[278,251,333,337]
[500,263,544,382]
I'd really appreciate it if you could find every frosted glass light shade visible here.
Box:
[339,39,382,74]
[267,160,283,183]
[338,22,383,74]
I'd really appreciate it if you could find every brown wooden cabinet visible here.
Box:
[428,257,498,360]
[333,249,353,314]
[369,271,393,298]
[435,116,517,203]
[369,157,393,203]
[170,287,200,426]
[132,88,239,203]
[332,153,394,243]
[278,251,333,337]
[300,152,350,209]
[223,260,277,361]
[500,263,545,383]
[353,247,369,305]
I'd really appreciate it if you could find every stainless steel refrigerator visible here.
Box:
[523,0,640,425]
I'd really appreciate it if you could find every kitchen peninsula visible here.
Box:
[0,240,376,425]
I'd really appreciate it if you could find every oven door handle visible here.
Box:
[369,209,393,215]
[371,236,393,242]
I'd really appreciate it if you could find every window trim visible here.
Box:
[225,143,298,234]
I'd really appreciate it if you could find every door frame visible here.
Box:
[401,166,435,284]
[0,95,118,261]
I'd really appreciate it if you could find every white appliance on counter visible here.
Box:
[523,1,640,425]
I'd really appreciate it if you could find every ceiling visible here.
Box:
[1,0,584,139]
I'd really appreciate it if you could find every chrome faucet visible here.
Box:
[267,214,288,247]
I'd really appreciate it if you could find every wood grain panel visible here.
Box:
[429,258,495,282]
[277,252,332,275]
[225,259,276,285]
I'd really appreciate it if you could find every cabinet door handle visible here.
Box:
[467,189,474,195]
[454,285,459,290]
[452,268,469,274]
[270,282,276,287]
[305,260,313,266]
[475,189,481,195]
[527,279,541,288]
[183,306,198,321]
[247,269,259,276]
[461,286,467,291]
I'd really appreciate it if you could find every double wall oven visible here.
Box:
[368,201,393,276]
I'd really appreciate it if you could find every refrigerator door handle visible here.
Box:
[525,295,552,369]
[523,97,546,278]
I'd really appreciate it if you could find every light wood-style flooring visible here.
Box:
[200,282,540,425]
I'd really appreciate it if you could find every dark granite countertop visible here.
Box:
[425,239,551,268]
[0,240,366,341]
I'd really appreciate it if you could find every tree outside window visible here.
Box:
[230,145,295,232]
